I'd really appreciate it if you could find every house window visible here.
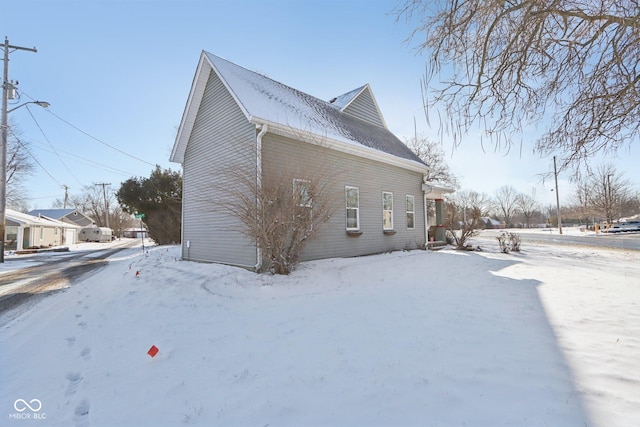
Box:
[293,179,312,208]
[383,192,393,230]
[406,195,415,229]
[40,226,44,241]
[293,179,313,231]
[346,186,359,230]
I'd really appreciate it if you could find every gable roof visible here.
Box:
[171,52,428,173]
[29,209,75,219]
[7,209,80,228]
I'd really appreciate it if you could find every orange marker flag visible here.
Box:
[148,345,159,358]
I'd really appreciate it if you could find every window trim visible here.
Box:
[382,191,394,231]
[345,186,360,231]
[292,179,312,208]
[406,195,415,230]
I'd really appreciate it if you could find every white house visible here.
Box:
[5,209,81,251]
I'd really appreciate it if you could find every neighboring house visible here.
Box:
[5,209,81,250]
[122,227,148,239]
[481,217,504,229]
[170,51,451,269]
[28,209,95,227]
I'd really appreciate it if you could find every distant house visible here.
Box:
[122,227,148,239]
[28,209,95,227]
[170,52,452,270]
[5,209,81,250]
[482,217,505,229]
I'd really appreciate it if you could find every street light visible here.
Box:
[7,100,50,113]
[0,99,50,262]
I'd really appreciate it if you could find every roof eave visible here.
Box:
[250,117,430,174]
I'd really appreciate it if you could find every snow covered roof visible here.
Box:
[6,209,80,228]
[29,208,75,219]
[171,52,428,173]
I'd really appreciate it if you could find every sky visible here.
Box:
[3,0,639,211]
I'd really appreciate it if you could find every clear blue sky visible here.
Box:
[4,0,639,211]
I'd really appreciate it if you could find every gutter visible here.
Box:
[255,124,268,271]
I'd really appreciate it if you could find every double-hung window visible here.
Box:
[293,178,312,224]
[293,179,312,208]
[406,195,415,229]
[346,186,360,230]
[382,192,393,230]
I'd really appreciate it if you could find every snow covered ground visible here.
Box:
[1,235,638,426]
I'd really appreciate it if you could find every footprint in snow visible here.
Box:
[74,399,90,427]
[66,337,76,347]
[80,347,91,361]
[65,372,83,396]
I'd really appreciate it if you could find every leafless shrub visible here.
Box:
[216,141,338,275]
[497,231,522,254]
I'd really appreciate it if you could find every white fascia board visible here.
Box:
[250,118,430,175]
[422,182,455,199]
[362,83,388,129]
[170,53,211,163]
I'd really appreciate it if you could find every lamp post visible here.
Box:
[0,99,50,262]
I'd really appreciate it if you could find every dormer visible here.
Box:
[329,84,387,128]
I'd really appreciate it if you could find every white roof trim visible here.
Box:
[171,53,212,163]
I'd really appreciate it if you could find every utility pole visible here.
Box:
[1,37,37,263]
[95,183,111,229]
[62,185,70,209]
[607,173,614,224]
[553,156,563,235]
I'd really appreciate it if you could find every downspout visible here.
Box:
[423,177,430,249]
[255,124,268,271]
[424,193,429,249]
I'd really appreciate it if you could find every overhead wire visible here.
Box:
[25,104,84,187]
[8,127,63,187]
[21,91,157,167]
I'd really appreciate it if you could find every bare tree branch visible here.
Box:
[397,0,640,170]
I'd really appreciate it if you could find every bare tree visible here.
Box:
[571,177,597,226]
[397,0,640,170]
[53,188,138,237]
[495,186,520,227]
[516,190,540,228]
[579,163,636,223]
[405,134,459,189]
[445,189,491,248]
[6,121,35,209]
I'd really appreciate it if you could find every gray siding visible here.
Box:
[261,133,426,262]
[343,87,385,128]
[182,70,257,267]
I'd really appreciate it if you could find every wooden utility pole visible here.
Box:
[1,37,37,263]
[95,183,111,228]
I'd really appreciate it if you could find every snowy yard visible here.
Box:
[1,236,638,426]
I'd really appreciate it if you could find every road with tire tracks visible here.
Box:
[0,239,140,317]
[479,229,640,251]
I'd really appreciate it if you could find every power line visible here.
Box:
[46,108,156,167]
[21,91,156,167]
[8,127,62,186]
[25,104,84,187]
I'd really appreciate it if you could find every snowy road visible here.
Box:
[480,228,640,250]
[0,240,140,316]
